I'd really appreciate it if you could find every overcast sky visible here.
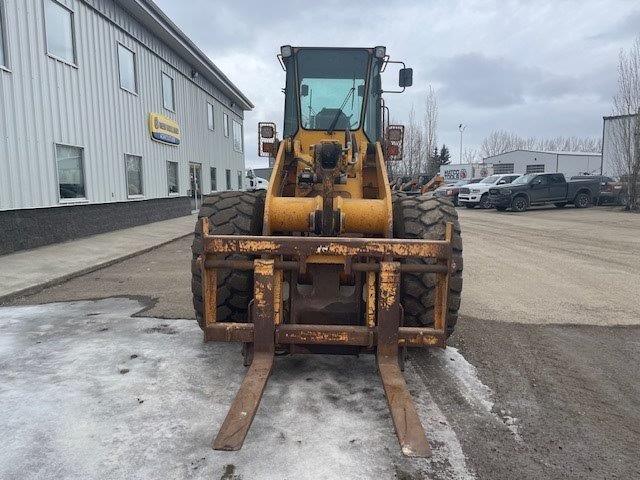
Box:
[155,0,639,167]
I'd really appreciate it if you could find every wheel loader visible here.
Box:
[191,46,463,457]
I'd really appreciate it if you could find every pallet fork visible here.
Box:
[197,218,454,457]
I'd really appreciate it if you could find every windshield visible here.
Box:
[297,49,369,131]
[480,175,501,184]
[511,174,535,185]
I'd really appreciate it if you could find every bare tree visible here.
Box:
[423,85,439,176]
[462,148,479,164]
[481,130,602,159]
[611,36,640,210]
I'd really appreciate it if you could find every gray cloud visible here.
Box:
[589,10,640,41]
[153,0,637,165]
[432,53,579,108]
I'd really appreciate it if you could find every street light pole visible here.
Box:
[458,123,466,164]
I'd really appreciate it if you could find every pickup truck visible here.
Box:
[458,174,521,208]
[488,173,600,212]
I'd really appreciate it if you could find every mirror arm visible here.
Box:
[381,60,407,94]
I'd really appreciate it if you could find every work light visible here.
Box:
[280,45,293,58]
[374,46,386,59]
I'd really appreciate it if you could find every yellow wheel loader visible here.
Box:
[191,46,463,457]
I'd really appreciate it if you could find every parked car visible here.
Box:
[458,174,521,209]
[570,175,625,205]
[488,173,600,212]
[433,178,483,206]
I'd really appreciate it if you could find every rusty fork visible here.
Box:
[200,219,453,457]
[377,261,431,457]
[212,259,276,450]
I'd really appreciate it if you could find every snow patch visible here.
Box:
[432,347,523,443]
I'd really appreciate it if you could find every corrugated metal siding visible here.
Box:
[485,151,602,177]
[0,0,247,211]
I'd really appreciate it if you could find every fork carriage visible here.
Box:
[197,217,454,457]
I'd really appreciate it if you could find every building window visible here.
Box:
[493,163,515,174]
[118,44,137,93]
[237,170,243,190]
[167,161,179,194]
[0,2,7,68]
[210,167,217,191]
[162,72,175,111]
[233,120,243,153]
[56,144,85,200]
[207,103,215,130]
[225,169,231,190]
[526,164,545,174]
[125,154,143,197]
[223,112,229,137]
[45,0,76,64]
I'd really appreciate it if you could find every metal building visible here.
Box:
[440,149,602,181]
[0,0,252,254]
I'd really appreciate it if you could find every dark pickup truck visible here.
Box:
[488,173,600,212]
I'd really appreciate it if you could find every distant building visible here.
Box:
[440,149,603,181]
[0,0,252,255]
[602,113,638,179]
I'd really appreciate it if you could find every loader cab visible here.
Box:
[281,46,387,142]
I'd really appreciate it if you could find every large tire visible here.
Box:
[573,192,590,208]
[511,195,528,212]
[393,194,463,336]
[191,191,265,330]
[478,193,492,209]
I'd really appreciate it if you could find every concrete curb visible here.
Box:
[0,232,193,305]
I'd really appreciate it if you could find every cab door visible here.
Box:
[548,174,567,201]
[528,175,549,203]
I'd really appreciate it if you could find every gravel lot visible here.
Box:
[2,206,640,479]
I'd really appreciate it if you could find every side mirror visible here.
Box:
[357,84,365,97]
[258,121,277,158]
[301,84,309,97]
[399,68,413,88]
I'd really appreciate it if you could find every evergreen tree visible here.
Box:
[439,144,451,165]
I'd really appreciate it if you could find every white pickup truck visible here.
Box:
[246,169,269,191]
[457,174,521,208]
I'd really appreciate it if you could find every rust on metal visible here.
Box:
[203,234,450,259]
[433,222,453,333]
[205,258,448,274]
[365,270,376,328]
[377,261,432,457]
[200,218,217,328]
[212,259,276,451]
[204,323,254,343]
[276,324,373,346]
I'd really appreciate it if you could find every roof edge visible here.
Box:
[483,148,602,160]
[117,0,253,110]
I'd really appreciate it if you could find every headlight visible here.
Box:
[470,189,480,193]
[502,189,512,195]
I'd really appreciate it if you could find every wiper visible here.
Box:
[327,86,355,134]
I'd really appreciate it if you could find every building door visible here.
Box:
[189,162,202,212]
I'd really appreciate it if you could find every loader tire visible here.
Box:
[393,194,463,336]
[191,191,266,330]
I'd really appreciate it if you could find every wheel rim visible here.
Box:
[578,195,587,207]
[515,198,525,210]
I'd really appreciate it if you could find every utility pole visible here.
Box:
[458,124,466,164]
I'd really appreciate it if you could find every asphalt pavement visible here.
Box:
[2,206,639,479]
